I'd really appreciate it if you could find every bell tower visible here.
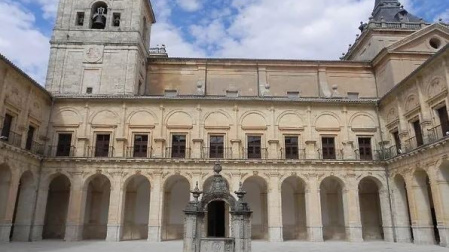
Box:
[45,0,156,95]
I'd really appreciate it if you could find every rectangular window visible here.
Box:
[56,133,73,157]
[284,136,299,159]
[322,137,336,160]
[95,134,111,157]
[358,137,372,160]
[247,136,261,159]
[86,87,93,94]
[413,120,423,147]
[25,125,35,150]
[393,131,401,153]
[209,135,224,159]
[76,12,85,26]
[133,134,148,158]
[1,114,13,140]
[437,106,449,137]
[172,135,186,158]
[112,13,121,27]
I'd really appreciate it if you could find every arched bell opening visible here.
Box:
[281,176,307,241]
[11,171,36,241]
[82,174,111,240]
[358,177,384,241]
[43,174,71,239]
[205,200,230,238]
[91,1,108,29]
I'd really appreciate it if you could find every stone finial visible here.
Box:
[213,162,222,175]
[191,182,202,202]
[235,182,246,200]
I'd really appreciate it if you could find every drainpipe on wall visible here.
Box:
[29,97,55,242]
[375,103,397,242]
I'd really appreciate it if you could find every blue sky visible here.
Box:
[0,0,448,85]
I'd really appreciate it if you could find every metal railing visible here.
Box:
[87,146,115,158]
[126,146,153,158]
[280,148,306,160]
[202,147,232,159]
[242,148,268,159]
[0,130,22,148]
[317,148,344,160]
[165,147,191,159]
[47,145,77,157]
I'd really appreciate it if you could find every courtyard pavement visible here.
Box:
[0,240,448,252]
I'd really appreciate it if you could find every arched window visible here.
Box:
[91,2,108,29]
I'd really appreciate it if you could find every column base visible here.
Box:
[30,224,43,241]
[438,226,449,247]
[268,227,283,242]
[147,226,161,242]
[65,224,83,241]
[11,224,31,241]
[346,226,363,242]
[412,226,436,245]
[0,223,12,242]
[394,226,413,243]
[106,224,121,242]
[307,226,323,242]
[382,226,394,242]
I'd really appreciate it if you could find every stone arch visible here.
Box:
[0,164,12,222]
[90,110,119,126]
[427,76,446,98]
[391,174,413,243]
[203,111,232,128]
[315,113,341,130]
[52,108,82,125]
[281,176,307,241]
[203,175,230,191]
[350,113,377,130]
[11,171,36,241]
[404,94,419,112]
[162,174,190,240]
[320,176,346,241]
[90,1,108,29]
[277,111,304,129]
[82,174,111,240]
[242,176,268,240]
[121,174,151,240]
[43,174,71,239]
[165,111,194,128]
[127,110,157,127]
[240,111,267,129]
[358,177,384,240]
[412,169,439,244]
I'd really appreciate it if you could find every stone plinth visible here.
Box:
[200,238,234,252]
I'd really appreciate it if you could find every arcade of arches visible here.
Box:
[0,160,449,247]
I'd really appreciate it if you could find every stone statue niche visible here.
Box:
[183,163,252,252]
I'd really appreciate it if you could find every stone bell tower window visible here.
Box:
[76,12,85,26]
[91,2,108,29]
[112,13,121,27]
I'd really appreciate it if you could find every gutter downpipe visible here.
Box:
[29,97,55,241]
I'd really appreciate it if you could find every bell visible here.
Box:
[92,7,106,29]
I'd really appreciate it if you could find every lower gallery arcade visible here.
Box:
[0,159,449,246]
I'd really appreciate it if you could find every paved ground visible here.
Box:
[0,240,448,252]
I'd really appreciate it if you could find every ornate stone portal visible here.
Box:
[183,163,252,252]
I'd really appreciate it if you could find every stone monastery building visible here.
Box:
[1,0,449,247]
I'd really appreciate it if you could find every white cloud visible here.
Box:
[0,1,50,84]
[176,0,202,12]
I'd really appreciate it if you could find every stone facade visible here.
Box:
[0,0,449,249]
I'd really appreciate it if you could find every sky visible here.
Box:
[0,0,448,85]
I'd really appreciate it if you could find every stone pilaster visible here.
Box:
[106,177,124,242]
[305,175,323,242]
[267,174,282,242]
[390,185,412,243]
[12,182,37,241]
[0,176,19,242]
[379,189,394,242]
[344,178,363,242]
[407,182,435,245]
[64,174,84,241]
[30,184,50,241]
[148,172,163,242]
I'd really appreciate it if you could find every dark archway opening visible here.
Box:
[207,201,225,238]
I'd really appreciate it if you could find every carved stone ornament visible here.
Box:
[84,45,104,63]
